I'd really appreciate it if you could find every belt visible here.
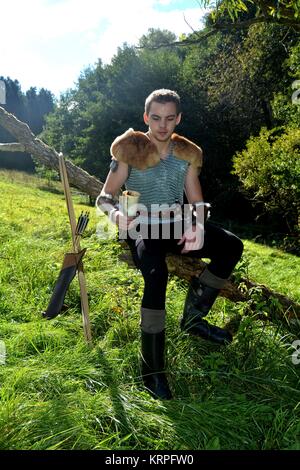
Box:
[138,204,183,220]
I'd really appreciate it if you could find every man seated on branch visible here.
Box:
[96,89,244,400]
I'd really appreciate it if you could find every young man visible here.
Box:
[96,89,243,400]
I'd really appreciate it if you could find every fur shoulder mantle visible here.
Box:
[110,128,203,172]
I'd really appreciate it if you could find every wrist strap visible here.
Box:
[108,208,118,223]
[191,201,211,225]
[96,192,120,224]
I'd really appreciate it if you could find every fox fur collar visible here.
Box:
[110,128,203,172]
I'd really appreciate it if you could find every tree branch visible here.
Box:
[0,142,25,152]
[0,106,103,198]
[137,16,300,50]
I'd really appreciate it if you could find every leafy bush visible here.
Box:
[232,126,300,233]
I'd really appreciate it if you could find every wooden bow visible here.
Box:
[58,153,92,346]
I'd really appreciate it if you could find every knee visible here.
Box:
[142,263,168,310]
[216,229,244,264]
[229,234,244,263]
[145,263,168,285]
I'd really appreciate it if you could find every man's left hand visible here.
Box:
[177,223,204,254]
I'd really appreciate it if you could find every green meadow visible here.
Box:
[0,170,299,450]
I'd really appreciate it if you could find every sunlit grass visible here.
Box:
[0,170,299,450]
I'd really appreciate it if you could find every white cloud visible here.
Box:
[0,0,205,96]
[95,7,204,63]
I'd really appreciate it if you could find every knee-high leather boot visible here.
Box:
[141,329,172,400]
[181,269,232,345]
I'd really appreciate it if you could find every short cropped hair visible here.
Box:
[145,89,181,115]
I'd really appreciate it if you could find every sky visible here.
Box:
[0,0,207,98]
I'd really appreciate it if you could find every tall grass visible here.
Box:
[0,170,299,450]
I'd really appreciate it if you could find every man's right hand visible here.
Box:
[112,210,137,230]
[177,223,204,253]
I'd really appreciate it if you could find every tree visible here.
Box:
[143,1,300,51]
[42,30,183,181]
[203,1,300,25]
[177,19,299,220]
[0,77,54,172]
[232,127,300,233]
[232,36,300,237]
[272,41,300,128]
[25,87,54,135]
[139,28,177,48]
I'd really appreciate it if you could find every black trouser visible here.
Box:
[125,221,244,311]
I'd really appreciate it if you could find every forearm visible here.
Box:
[96,190,120,223]
[96,189,136,229]
[184,172,210,224]
[191,201,211,225]
[96,159,129,223]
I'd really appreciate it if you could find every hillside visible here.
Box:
[0,170,299,450]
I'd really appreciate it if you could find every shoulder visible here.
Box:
[171,134,203,173]
[110,128,203,173]
[110,128,160,170]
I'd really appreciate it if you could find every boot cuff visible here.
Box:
[140,307,166,334]
[198,268,227,289]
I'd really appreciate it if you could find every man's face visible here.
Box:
[144,101,181,142]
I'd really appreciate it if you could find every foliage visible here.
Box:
[272,41,300,128]
[0,77,54,172]
[42,30,182,182]
[231,33,300,236]
[41,24,300,222]
[178,21,298,222]
[232,126,300,233]
[199,1,300,23]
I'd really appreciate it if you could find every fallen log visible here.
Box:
[0,105,299,321]
[0,106,103,198]
[0,142,25,152]
[119,243,300,321]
